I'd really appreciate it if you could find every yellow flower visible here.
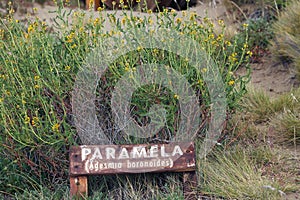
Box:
[0,98,3,103]
[65,65,71,71]
[189,12,197,21]
[66,32,75,43]
[243,23,248,28]
[228,80,235,86]
[218,19,224,26]
[34,75,40,81]
[24,116,30,124]
[34,85,40,89]
[148,18,153,25]
[15,19,19,23]
[170,9,176,15]
[71,44,77,49]
[94,18,100,26]
[201,68,207,73]
[31,117,39,126]
[174,94,179,99]
[124,63,130,71]
[212,40,217,46]
[0,29,4,39]
[121,17,127,24]
[24,33,29,39]
[190,30,197,35]
[153,48,159,55]
[216,34,223,41]
[247,51,253,57]
[52,123,60,132]
[137,18,143,23]
[28,24,34,33]
[9,8,15,14]
[229,52,238,62]
[97,6,104,11]
[22,99,26,104]
[137,46,143,52]
[73,11,79,17]
[176,18,182,24]
[225,41,232,47]
[79,27,84,32]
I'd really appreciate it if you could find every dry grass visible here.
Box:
[199,147,284,199]
[271,0,300,79]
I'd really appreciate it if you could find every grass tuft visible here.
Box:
[271,0,300,79]
[200,148,284,199]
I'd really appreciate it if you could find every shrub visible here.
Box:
[0,1,250,196]
[271,0,300,79]
[234,18,273,63]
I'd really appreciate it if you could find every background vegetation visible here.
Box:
[0,0,299,199]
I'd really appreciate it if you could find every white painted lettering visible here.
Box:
[172,145,183,156]
[132,146,148,158]
[106,147,115,159]
[149,145,158,157]
[118,147,130,159]
[161,145,171,157]
[81,148,91,161]
[91,148,103,160]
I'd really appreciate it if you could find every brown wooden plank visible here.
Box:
[70,176,88,199]
[70,142,195,176]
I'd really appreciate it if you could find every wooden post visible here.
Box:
[70,176,88,199]
[183,171,198,200]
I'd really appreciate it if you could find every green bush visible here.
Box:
[271,0,300,79]
[233,19,273,63]
[0,2,250,197]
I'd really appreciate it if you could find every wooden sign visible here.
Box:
[70,142,195,175]
[69,142,197,199]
